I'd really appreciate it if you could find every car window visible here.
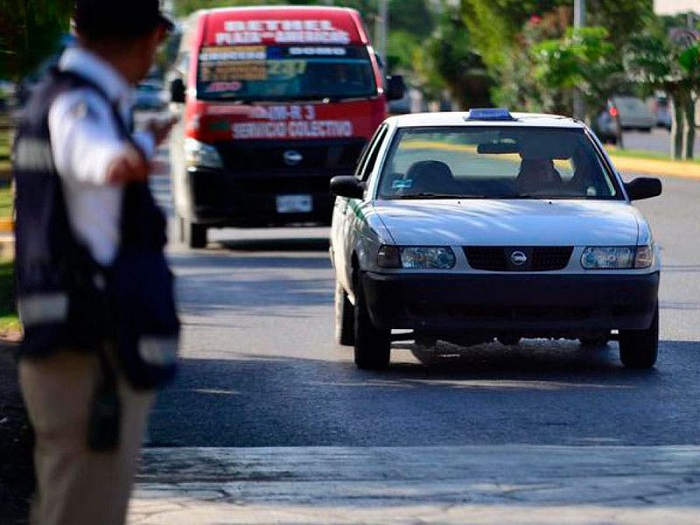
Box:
[355,125,388,181]
[377,126,621,200]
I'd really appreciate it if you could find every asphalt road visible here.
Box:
[145,169,700,450]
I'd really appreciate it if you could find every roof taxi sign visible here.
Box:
[214,19,351,46]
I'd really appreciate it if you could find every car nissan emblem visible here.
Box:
[510,251,528,266]
[283,150,303,166]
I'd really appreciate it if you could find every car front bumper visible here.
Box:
[187,168,335,227]
[360,271,659,335]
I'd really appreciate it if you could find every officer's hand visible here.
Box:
[144,115,178,146]
[105,145,149,184]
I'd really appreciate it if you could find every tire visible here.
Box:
[619,304,659,369]
[177,216,186,243]
[334,280,354,346]
[187,221,207,249]
[353,279,390,370]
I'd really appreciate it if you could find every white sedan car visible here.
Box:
[329,109,662,370]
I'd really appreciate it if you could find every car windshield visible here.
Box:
[377,126,622,200]
[196,45,377,101]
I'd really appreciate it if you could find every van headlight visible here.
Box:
[377,245,456,269]
[581,245,654,269]
[185,138,223,169]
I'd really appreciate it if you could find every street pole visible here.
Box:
[377,0,388,68]
[574,0,585,28]
[573,0,586,121]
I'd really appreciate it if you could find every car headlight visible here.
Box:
[581,245,654,269]
[185,138,223,169]
[377,245,456,269]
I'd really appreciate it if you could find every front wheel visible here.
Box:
[186,221,207,249]
[353,280,390,370]
[619,304,659,369]
[334,280,354,346]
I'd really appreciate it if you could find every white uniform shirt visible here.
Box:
[49,47,155,266]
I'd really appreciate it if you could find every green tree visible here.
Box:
[174,0,378,19]
[624,29,700,159]
[0,0,72,80]
[420,5,491,110]
[531,27,620,119]
[388,0,434,40]
[462,0,654,115]
[175,0,286,16]
[461,0,565,70]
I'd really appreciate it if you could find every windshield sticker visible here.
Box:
[215,19,351,46]
[289,47,347,56]
[200,61,267,82]
[200,46,266,62]
[230,104,353,139]
[267,60,307,78]
[392,179,413,190]
[205,81,243,93]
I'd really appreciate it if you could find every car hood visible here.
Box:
[373,199,642,246]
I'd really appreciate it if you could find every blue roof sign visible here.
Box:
[465,108,515,121]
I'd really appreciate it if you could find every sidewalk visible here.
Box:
[128,445,700,524]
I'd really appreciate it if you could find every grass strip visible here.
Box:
[0,258,19,337]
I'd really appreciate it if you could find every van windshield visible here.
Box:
[197,45,377,101]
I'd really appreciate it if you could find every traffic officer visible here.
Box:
[12,1,177,523]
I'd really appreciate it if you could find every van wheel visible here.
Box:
[177,216,186,243]
[187,222,207,249]
[354,280,390,370]
[335,280,354,346]
[619,305,658,369]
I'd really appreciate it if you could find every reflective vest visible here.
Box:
[13,68,171,360]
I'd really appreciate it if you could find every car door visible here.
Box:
[331,124,389,291]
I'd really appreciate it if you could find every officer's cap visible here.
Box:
[74,0,174,40]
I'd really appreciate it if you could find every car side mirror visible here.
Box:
[170,77,186,104]
[330,176,365,199]
[386,75,405,102]
[624,177,662,201]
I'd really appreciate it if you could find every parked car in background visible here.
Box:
[607,96,655,132]
[388,85,428,115]
[594,106,619,145]
[653,92,672,130]
[593,95,655,144]
[329,108,662,371]
[134,80,167,111]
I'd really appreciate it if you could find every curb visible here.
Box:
[608,155,700,179]
[129,445,700,525]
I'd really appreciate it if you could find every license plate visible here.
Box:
[276,194,313,214]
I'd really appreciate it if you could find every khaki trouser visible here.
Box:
[19,349,155,525]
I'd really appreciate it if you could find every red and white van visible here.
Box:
[169,6,404,248]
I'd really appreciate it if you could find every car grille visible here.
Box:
[215,139,366,174]
[463,246,573,272]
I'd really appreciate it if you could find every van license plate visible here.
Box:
[276,194,312,213]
